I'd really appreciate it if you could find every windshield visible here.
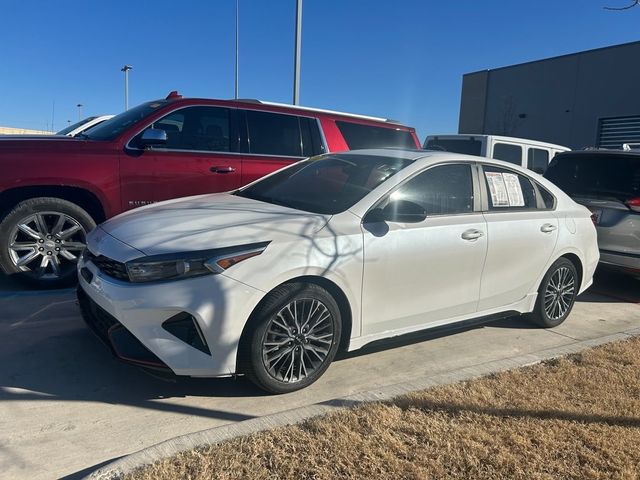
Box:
[84,101,168,140]
[235,154,412,214]
[545,154,640,200]
[56,117,98,135]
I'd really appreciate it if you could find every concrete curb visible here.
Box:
[85,328,640,480]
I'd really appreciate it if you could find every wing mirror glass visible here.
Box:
[139,128,167,148]
[364,200,427,224]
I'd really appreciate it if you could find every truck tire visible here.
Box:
[0,197,95,288]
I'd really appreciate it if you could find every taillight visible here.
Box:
[626,197,640,213]
[590,213,598,225]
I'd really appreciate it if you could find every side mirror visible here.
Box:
[139,128,167,148]
[364,200,427,224]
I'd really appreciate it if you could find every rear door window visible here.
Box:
[483,165,538,210]
[336,121,416,150]
[527,148,550,174]
[246,110,303,157]
[492,143,523,166]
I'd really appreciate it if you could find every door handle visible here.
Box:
[210,166,236,174]
[540,223,557,233]
[461,229,484,241]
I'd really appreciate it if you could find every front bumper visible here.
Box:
[77,255,265,377]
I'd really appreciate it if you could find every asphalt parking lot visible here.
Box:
[1,269,639,480]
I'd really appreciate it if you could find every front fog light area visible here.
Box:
[162,313,211,355]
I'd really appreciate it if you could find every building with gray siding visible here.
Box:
[458,41,640,150]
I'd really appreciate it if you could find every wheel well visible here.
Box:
[561,253,583,288]
[236,276,354,373]
[0,186,106,223]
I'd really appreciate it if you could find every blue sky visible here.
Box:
[1,0,639,138]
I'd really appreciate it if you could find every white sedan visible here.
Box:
[77,149,599,393]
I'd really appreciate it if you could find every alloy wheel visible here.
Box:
[262,298,335,384]
[543,266,575,320]
[8,211,87,280]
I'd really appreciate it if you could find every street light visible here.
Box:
[234,0,239,99]
[293,0,302,105]
[121,65,133,111]
[76,104,83,121]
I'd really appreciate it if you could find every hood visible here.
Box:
[100,193,330,255]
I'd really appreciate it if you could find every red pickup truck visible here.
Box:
[0,93,420,287]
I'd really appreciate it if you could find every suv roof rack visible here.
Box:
[232,99,402,125]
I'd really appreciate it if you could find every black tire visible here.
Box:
[240,282,342,394]
[527,257,578,328]
[0,197,95,289]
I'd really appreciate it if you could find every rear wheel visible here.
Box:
[0,197,95,288]
[241,282,342,394]
[528,257,578,328]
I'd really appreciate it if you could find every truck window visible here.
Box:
[527,148,550,174]
[336,121,416,150]
[424,138,482,156]
[492,143,522,166]
[246,110,303,157]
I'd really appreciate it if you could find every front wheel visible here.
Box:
[0,197,95,288]
[528,257,578,328]
[241,282,342,394]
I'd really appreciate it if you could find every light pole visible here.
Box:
[293,0,302,105]
[121,65,133,110]
[76,104,83,121]
[234,0,239,99]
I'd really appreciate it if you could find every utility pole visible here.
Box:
[234,0,239,99]
[121,65,133,110]
[76,103,83,121]
[293,0,302,105]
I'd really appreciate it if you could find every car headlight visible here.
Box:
[125,242,270,283]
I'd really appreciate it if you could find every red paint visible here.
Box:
[0,96,420,222]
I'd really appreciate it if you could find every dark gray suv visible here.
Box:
[545,150,640,275]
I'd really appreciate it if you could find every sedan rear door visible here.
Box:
[478,164,559,311]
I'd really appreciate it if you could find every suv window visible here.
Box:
[545,153,640,201]
[388,164,474,216]
[246,110,303,157]
[151,106,233,152]
[527,148,550,174]
[483,165,537,210]
[424,137,482,156]
[492,143,522,166]
[87,101,168,140]
[336,121,416,150]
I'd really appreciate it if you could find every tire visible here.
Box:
[527,257,578,328]
[240,282,342,394]
[0,197,95,289]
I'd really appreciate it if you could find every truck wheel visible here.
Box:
[0,197,96,288]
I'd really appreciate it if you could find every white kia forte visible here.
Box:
[77,149,599,393]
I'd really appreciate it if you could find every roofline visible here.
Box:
[425,133,570,150]
[233,99,403,125]
[464,39,640,76]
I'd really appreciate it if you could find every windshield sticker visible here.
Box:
[485,172,509,207]
[502,173,525,207]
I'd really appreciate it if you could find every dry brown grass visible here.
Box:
[128,337,640,480]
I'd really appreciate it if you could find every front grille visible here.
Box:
[85,250,129,281]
